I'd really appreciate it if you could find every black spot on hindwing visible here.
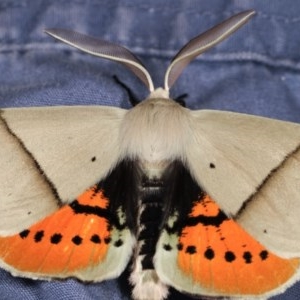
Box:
[104,237,111,244]
[34,230,44,242]
[114,239,123,247]
[90,234,101,244]
[225,251,236,262]
[186,245,197,254]
[243,251,252,264]
[177,243,183,251]
[50,233,62,244]
[163,244,172,251]
[72,235,83,245]
[19,230,30,239]
[204,248,215,260]
[260,250,268,260]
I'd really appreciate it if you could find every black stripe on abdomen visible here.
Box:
[139,180,164,270]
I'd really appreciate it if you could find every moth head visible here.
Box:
[45,10,255,104]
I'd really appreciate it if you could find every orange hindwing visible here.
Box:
[0,185,115,275]
[177,194,300,295]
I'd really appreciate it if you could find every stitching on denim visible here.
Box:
[258,11,300,24]
[1,1,300,24]
[106,4,300,23]
[1,43,300,71]
[0,2,27,9]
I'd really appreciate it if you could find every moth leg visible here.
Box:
[113,75,140,106]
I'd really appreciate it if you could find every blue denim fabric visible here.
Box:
[1,0,300,299]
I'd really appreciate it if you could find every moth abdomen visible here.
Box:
[129,163,170,299]
[137,177,165,269]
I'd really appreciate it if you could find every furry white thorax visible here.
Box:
[119,88,192,163]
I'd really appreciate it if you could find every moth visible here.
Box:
[1,9,300,300]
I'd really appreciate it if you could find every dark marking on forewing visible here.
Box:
[236,142,300,218]
[209,163,216,168]
[0,112,62,206]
